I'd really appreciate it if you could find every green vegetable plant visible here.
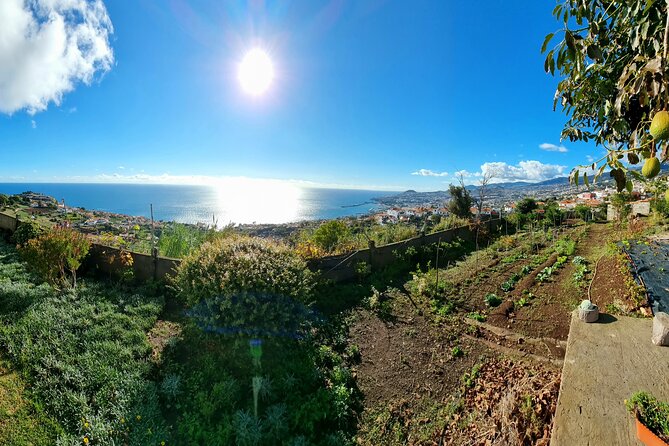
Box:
[626,391,669,443]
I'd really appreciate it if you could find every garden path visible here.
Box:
[551,311,669,445]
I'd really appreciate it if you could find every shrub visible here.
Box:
[19,227,91,287]
[173,235,316,307]
[493,235,516,251]
[11,221,42,246]
[485,293,502,307]
[626,392,669,442]
[310,220,351,253]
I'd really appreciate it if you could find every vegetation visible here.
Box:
[447,184,473,219]
[626,391,669,442]
[174,235,316,307]
[19,227,91,288]
[158,222,209,258]
[10,221,42,246]
[0,239,166,445]
[544,0,669,188]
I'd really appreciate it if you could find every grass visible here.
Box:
[0,358,60,445]
[0,238,168,445]
[0,236,364,445]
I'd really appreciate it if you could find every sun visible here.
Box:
[237,48,274,96]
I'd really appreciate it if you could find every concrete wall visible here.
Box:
[607,200,651,221]
[0,212,17,233]
[311,218,504,282]
[0,211,180,282]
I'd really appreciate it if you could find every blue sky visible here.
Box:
[0,0,599,190]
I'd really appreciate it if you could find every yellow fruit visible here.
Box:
[642,156,661,178]
[665,189,669,201]
[650,111,669,140]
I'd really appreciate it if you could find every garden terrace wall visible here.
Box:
[86,244,180,282]
[0,211,179,282]
[0,211,504,283]
[0,212,18,233]
[311,218,504,282]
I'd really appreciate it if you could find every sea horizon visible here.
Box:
[0,182,395,225]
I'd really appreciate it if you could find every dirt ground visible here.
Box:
[351,221,656,445]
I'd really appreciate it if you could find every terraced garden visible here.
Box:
[351,220,650,445]
[0,218,657,446]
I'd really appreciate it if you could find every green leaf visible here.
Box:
[584,173,590,187]
[626,179,633,193]
[542,33,555,53]
[586,45,603,62]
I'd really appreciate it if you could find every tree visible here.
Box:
[610,192,632,223]
[542,200,564,227]
[19,227,91,288]
[574,204,593,222]
[475,169,496,217]
[543,1,669,190]
[516,197,538,215]
[448,185,473,219]
[0,194,7,210]
[448,174,473,219]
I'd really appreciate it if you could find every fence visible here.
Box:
[310,218,504,281]
[0,212,180,282]
[0,211,504,283]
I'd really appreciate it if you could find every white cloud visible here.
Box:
[31,119,36,128]
[455,160,566,184]
[586,155,595,163]
[411,169,449,177]
[539,143,568,153]
[0,0,114,114]
[453,170,482,179]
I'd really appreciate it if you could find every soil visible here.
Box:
[147,320,182,362]
[351,222,661,445]
[349,291,483,407]
[485,223,645,340]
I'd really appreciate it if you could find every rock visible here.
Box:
[651,312,669,346]
[578,300,599,323]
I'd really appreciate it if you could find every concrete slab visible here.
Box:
[551,312,669,446]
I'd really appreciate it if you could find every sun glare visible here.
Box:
[237,48,274,96]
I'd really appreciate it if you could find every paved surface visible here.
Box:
[551,312,669,445]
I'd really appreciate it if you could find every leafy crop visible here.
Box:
[626,392,669,442]
[484,293,502,308]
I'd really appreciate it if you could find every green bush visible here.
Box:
[11,221,42,246]
[173,235,316,306]
[310,220,351,253]
[19,227,91,287]
[555,238,576,256]
[626,392,669,442]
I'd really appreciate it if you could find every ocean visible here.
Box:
[0,182,395,225]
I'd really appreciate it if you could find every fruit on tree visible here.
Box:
[650,111,669,140]
[642,156,661,178]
